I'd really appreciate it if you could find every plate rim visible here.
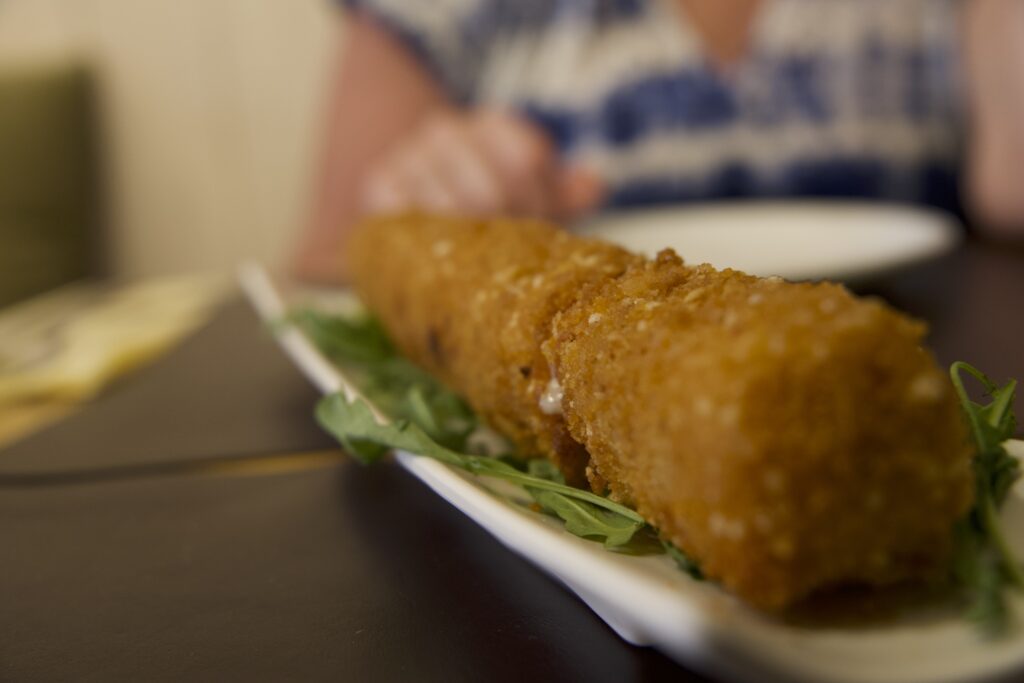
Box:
[238,263,1024,683]
[576,200,962,283]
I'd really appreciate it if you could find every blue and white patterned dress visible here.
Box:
[342,0,965,213]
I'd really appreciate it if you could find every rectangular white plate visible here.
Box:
[240,264,1024,683]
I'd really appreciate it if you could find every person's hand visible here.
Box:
[360,108,604,221]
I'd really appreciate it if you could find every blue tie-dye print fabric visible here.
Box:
[342,0,964,214]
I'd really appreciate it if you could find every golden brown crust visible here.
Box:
[347,212,640,485]
[347,214,973,609]
[546,250,972,608]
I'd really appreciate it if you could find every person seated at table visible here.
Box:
[293,0,1024,283]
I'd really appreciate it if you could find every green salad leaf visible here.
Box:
[664,541,705,580]
[526,488,645,546]
[295,306,653,548]
[298,307,703,555]
[289,309,394,364]
[291,309,476,452]
[315,392,645,547]
[950,362,1023,636]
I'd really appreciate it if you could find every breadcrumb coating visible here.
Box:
[545,250,972,608]
[347,213,973,609]
[348,213,640,484]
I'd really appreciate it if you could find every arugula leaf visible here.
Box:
[289,309,394,364]
[315,392,647,547]
[527,487,645,548]
[608,526,677,556]
[950,362,1023,636]
[291,309,477,451]
[527,458,566,484]
[316,393,462,468]
[966,549,1011,637]
[663,542,705,580]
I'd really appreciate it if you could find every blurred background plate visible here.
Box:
[578,202,961,282]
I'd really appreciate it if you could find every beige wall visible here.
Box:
[0,0,340,277]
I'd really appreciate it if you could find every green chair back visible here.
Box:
[0,65,97,307]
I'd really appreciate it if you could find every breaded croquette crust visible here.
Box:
[347,214,973,609]
[545,250,972,609]
[347,213,640,485]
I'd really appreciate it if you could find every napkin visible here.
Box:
[0,273,227,444]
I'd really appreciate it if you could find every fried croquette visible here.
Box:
[545,250,972,608]
[348,213,641,485]
[346,213,973,609]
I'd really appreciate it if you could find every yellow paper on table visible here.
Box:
[0,273,228,407]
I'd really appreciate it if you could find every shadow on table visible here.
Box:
[336,460,710,682]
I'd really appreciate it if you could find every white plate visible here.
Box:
[577,202,961,282]
[239,264,1024,683]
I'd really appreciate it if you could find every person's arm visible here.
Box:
[293,11,603,284]
[292,12,449,284]
[963,0,1024,236]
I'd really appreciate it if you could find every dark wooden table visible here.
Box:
[2,239,1022,683]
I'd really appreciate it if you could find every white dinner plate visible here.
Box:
[577,202,961,282]
[239,264,1024,683]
